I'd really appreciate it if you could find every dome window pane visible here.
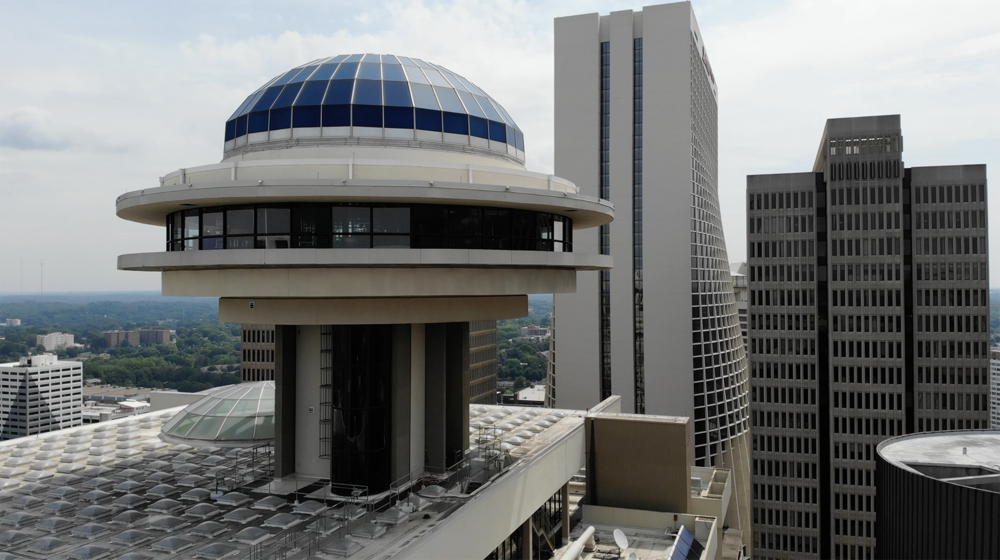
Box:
[353,80,382,105]
[247,111,269,134]
[321,105,350,127]
[380,54,399,64]
[251,86,284,112]
[294,81,329,106]
[415,108,442,132]
[403,65,429,84]
[423,69,452,88]
[506,125,516,145]
[383,81,411,107]
[515,129,524,151]
[292,106,321,128]
[271,82,303,109]
[308,63,338,81]
[488,121,506,143]
[475,95,502,121]
[384,107,414,129]
[357,62,381,80]
[469,116,488,139]
[434,87,465,113]
[224,120,236,141]
[271,68,302,87]
[439,70,469,92]
[268,108,291,130]
[333,62,358,80]
[288,65,318,83]
[352,105,383,128]
[328,54,348,63]
[382,64,406,82]
[410,84,439,110]
[235,86,270,118]
[235,115,247,137]
[457,91,486,118]
[361,53,380,62]
[442,112,468,135]
[343,53,363,63]
[324,80,354,105]
[228,93,256,120]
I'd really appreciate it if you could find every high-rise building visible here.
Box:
[552,3,751,553]
[991,346,1000,429]
[0,354,83,440]
[241,324,275,382]
[115,53,611,495]
[35,332,75,352]
[469,320,498,405]
[731,262,749,347]
[747,114,990,559]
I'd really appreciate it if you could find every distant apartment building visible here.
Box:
[35,332,75,352]
[0,354,83,440]
[241,324,275,382]
[469,320,498,405]
[731,262,749,347]
[103,328,173,348]
[991,346,1000,429]
[520,325,550,338]
[2,319,21,327]
[747,114,989,559]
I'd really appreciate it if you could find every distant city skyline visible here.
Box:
[1,0,997,292]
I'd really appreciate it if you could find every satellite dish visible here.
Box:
[614,528,629,551]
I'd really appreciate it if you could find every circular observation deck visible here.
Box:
[117,55,612,309]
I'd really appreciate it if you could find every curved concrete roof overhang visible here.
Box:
[116,180,612,230]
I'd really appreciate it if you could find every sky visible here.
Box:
[0,0,998,293]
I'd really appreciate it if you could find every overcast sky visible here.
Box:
[1,0,997,293]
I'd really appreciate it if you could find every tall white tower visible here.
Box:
[552,3,751,553]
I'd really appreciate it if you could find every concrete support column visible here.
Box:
[522,516,534,560]
[562,482,571,541]
[445,322,470,464]
[391,325,412,482]
[274,325,297,478]
[424,324,447,469]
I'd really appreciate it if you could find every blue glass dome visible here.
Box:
[224,54,524,157]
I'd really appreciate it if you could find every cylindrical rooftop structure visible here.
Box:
[116,54,612,494]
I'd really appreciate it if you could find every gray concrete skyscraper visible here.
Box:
[747,114,990,559]
[553,3,752,555]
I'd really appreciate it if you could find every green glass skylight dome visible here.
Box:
[159,382,274,447]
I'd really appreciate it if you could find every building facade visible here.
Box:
[552,4,751,552]
[731,262,749,347]
[35,332,75,352]
[0,354,83,440]
[747,114,990,559]
[469,319,498,405]
[241,323,276,382]
[991,347,1000,429]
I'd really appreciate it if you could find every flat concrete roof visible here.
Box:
[879,431,1000,471]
